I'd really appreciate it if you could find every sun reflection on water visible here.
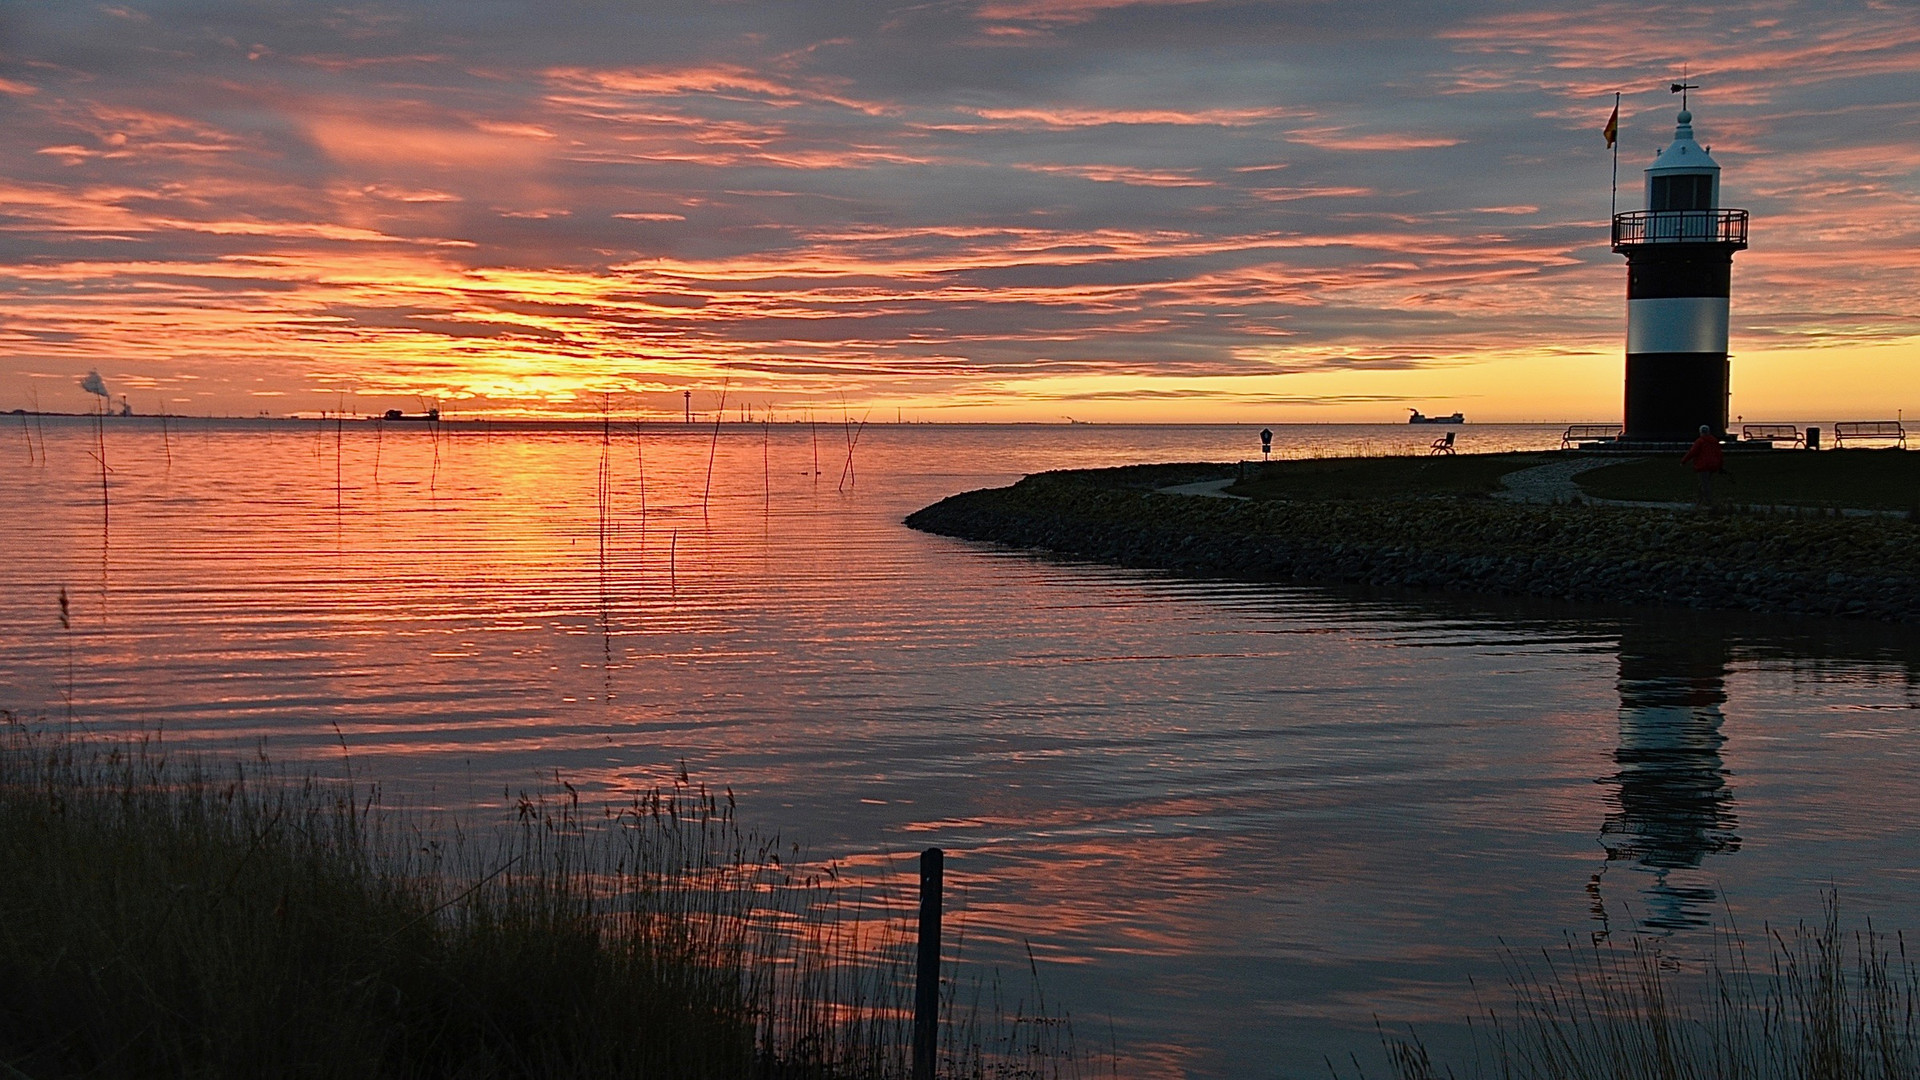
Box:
[4,418,1920,1076]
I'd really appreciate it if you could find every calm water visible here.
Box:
[5,417,1919,1077]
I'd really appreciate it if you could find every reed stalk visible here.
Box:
[598,395,612,629]
[425,398,441,497]
[335,402,345,513]
[635,415,647,522]
[704,383,728,520]
[57,589,73,721]
[1371,895,1920,1080]
[31,388,46,460]
[838,409,869,493]
[88,403,109,538]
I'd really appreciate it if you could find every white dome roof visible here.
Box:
[1648,108,1719,175]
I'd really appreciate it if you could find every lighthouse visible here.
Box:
[1611,99,1748,443]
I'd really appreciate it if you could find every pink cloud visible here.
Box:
[962,105,1300,128]
[544,64,889,116]
[1285,127,1462,152]
[0,0,1913,420]
[1248,186,1376,202]
[1016,162,1212,187]
[1438,4,1920,100]
[973,0,1219,27]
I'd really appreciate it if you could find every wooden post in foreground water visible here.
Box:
[913,847,944,1080]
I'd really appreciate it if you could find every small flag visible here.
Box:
[1603,101,1619,148]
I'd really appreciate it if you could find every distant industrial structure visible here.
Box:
[1611,95,1748,444]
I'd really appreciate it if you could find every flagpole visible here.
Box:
[1609,91,1620,221]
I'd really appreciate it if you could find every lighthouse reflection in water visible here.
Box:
[1597,626,1742,932]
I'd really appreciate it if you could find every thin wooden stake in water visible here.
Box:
[334,403,344,513]
[427,399,441,498]
[913,846,944,1080]
[22,383,38,463]
[89,406,109,538]
[29,385,46,462]
[635,418,647,523]
[598,394,611,583]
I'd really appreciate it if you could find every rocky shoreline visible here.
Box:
[905,467,1920,622]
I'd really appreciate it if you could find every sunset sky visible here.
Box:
[2,1,1917,422]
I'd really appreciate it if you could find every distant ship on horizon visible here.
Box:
[1407,409,1465,425]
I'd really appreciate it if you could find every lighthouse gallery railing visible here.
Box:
[1612,209,1748,250]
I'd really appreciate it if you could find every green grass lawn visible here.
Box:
[1225,451,1561,501]
[1217,448,1919,511]
[1575,449,1920,511]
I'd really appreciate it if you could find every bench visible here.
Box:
[1832,421,1906,448]
[1428,430,1456,456]
[1741,423,1802,446]
[1562,424,1622,449]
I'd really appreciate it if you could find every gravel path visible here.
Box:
[1495,458,1643,504]
[1155,457,1905,518]
[1155,477,1248,500]
[1155,462,1639,505]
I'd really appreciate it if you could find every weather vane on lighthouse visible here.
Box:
[1609,82,1749,444]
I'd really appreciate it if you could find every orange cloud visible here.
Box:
[0,0,1914,422]
[306,115,550,170]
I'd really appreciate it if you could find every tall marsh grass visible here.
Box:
[0,717,1091,1079]
[1375,898,1920,1080]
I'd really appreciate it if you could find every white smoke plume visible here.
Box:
[79,370,109,398]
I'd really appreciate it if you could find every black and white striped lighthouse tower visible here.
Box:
[1611,97,1748,443]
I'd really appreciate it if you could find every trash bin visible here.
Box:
[1807,426,1820,450]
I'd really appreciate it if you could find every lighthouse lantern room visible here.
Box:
[1611,100,1748,443]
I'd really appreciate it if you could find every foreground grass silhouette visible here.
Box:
[0,718,1086,1079]
[1371,898,1920,1080]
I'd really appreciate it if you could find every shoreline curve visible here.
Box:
[904,465,1920,623]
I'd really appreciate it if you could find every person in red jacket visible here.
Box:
[1680,424,1725,507]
